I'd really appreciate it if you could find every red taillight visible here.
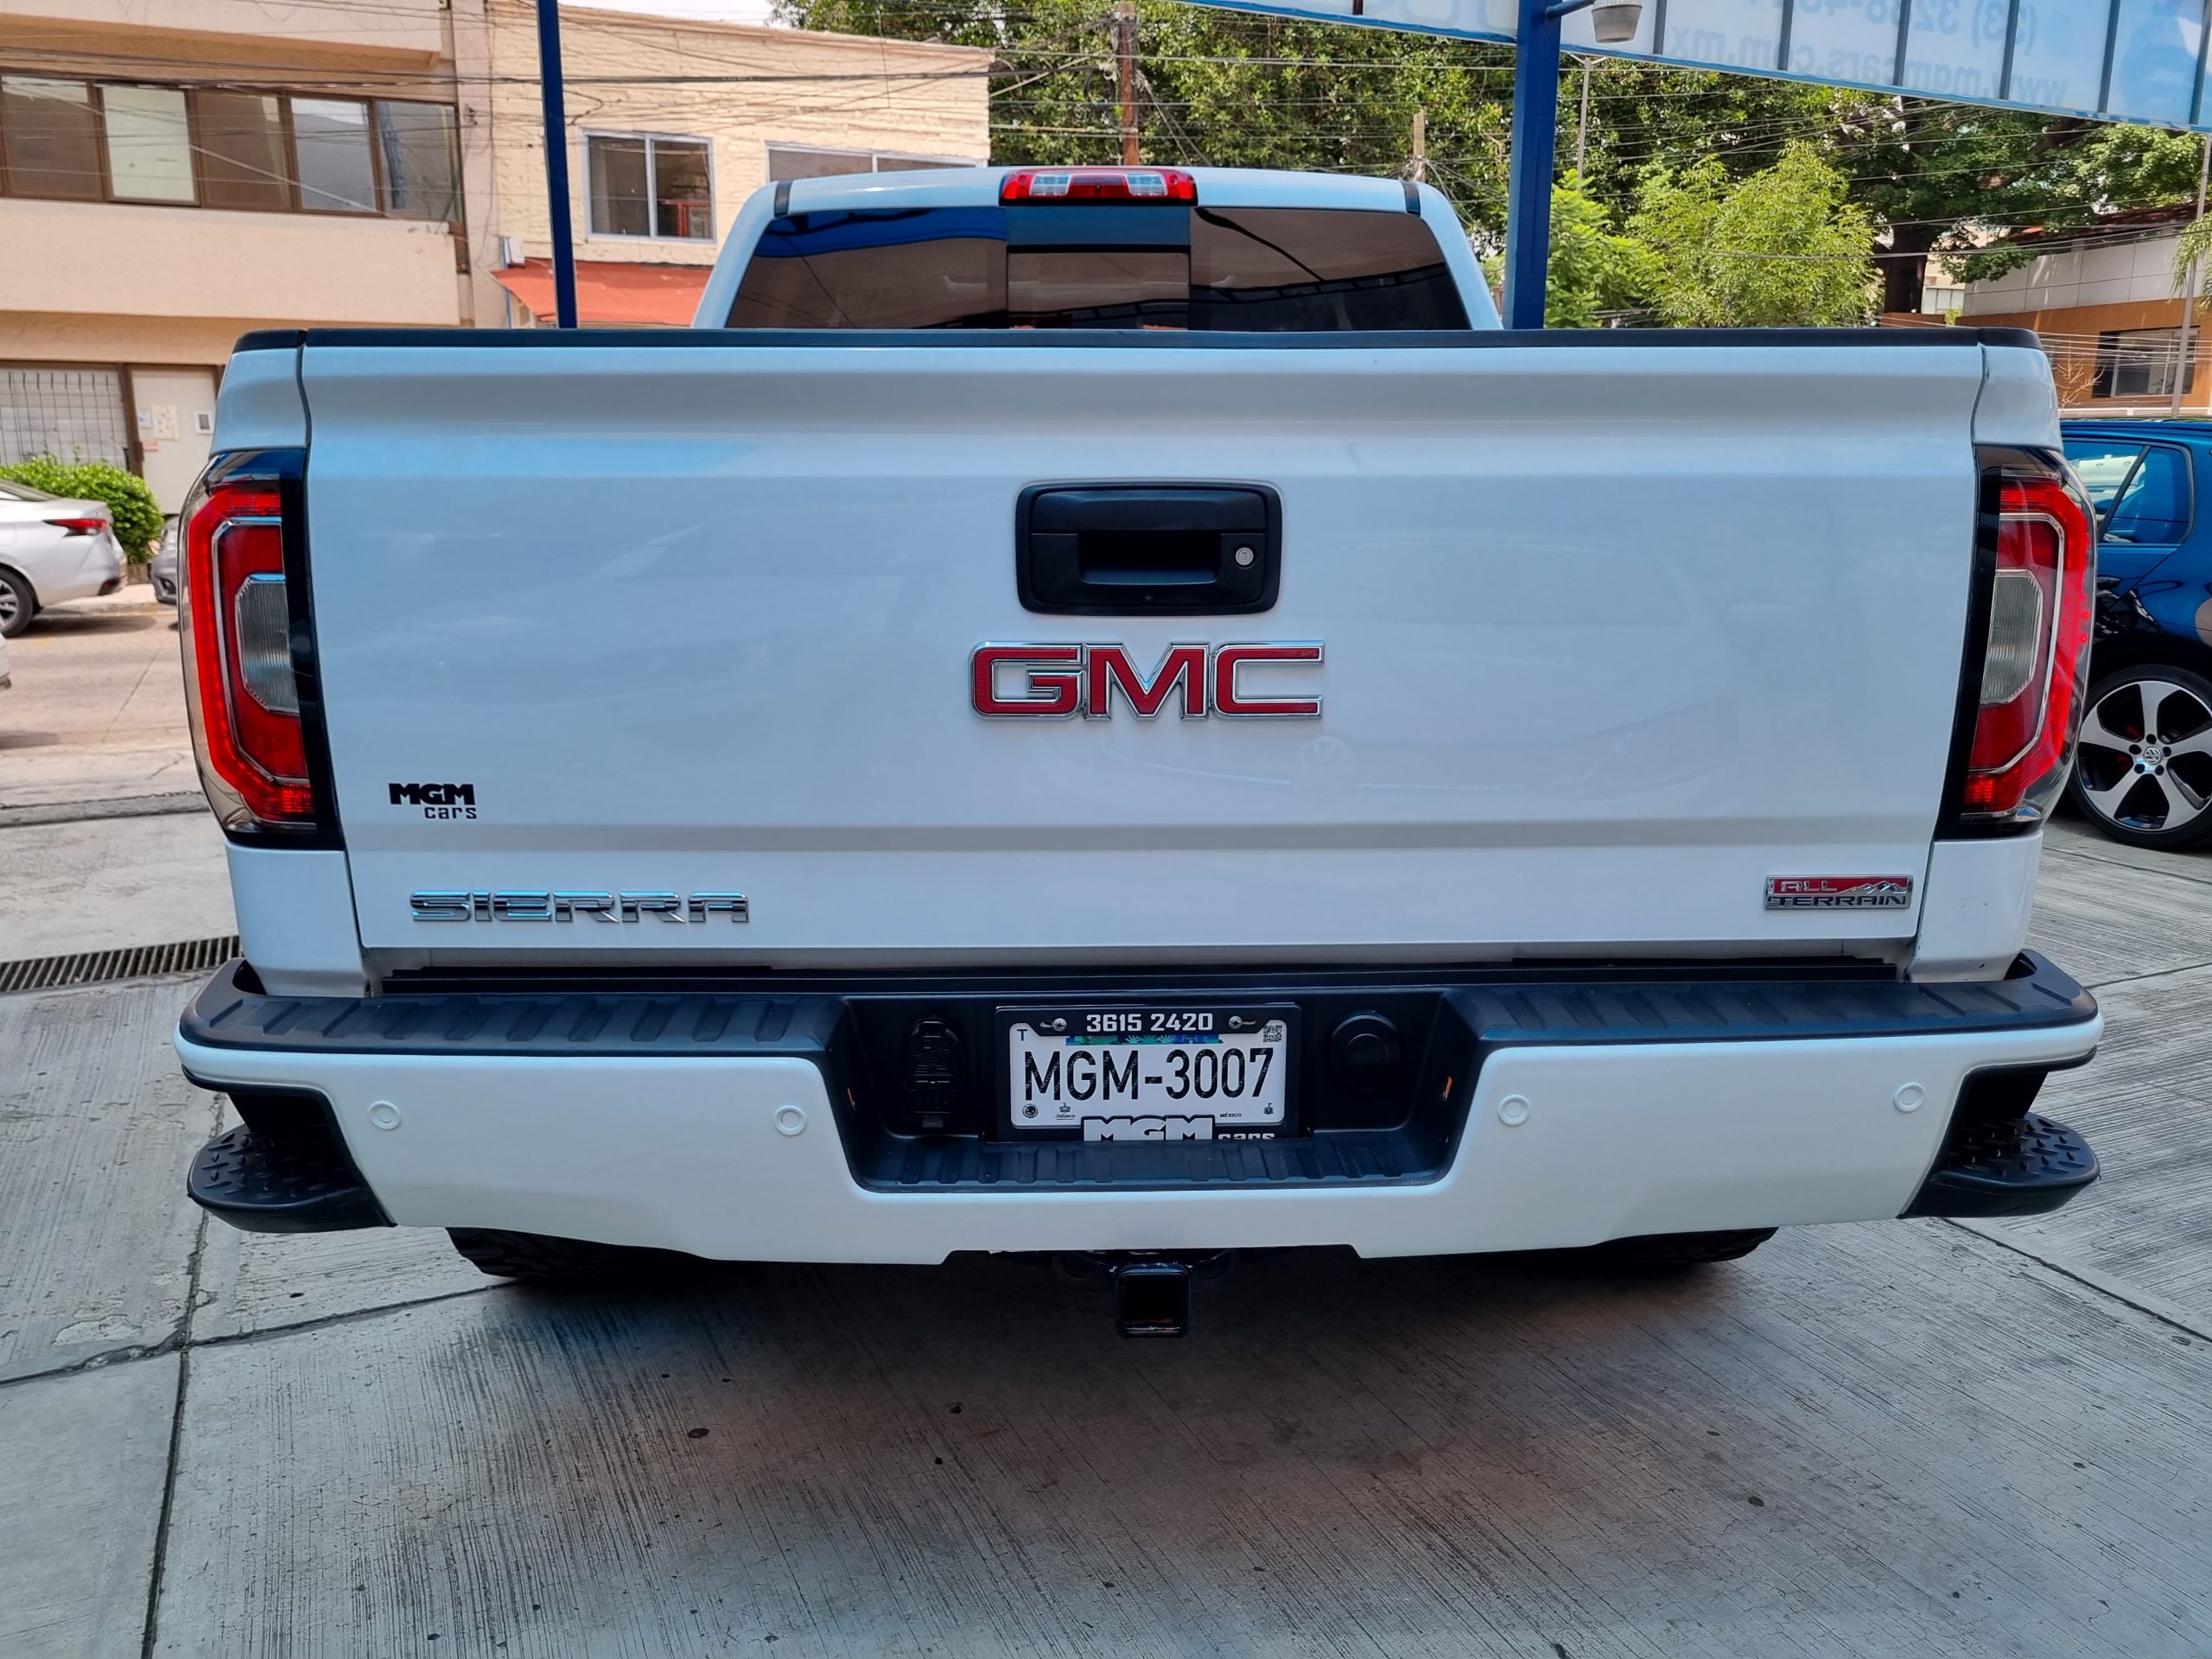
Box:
[1955,456,2095,826]
[1000,168,1197,204]
[46,516,108,536]
[181,475,314,827]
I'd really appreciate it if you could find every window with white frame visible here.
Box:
[585,132,712,241]
[766,144,978,181]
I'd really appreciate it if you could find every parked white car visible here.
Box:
[0,476,128,635]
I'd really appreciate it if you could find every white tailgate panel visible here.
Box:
[299,341,1988,964]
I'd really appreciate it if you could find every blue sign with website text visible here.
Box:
[1198,0,2212,131]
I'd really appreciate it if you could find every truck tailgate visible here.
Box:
[298,336,1989,967]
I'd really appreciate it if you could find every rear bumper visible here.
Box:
[176,956,2102,1261]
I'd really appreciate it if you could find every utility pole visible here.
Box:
[1503,0,1565,327]
[2172,132,2210,416]
[1573,56,1592,177]
[1504,0,1609,327]
[1411,110,1427,183]
[534,0,577,327]
[1115,0,1139,166]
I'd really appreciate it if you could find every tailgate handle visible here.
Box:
[1017,484,1281,614]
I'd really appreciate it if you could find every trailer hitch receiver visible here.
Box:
[1064,1250,1235,1337]
[1114,1261,1193,1338]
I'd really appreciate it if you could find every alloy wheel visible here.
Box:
[2072,677,2212,837]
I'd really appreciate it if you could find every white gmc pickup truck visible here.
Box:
[177,166,2102,1334]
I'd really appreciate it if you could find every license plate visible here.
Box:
[1001,1005,1296,1141]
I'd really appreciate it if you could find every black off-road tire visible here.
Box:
[448,1227,658,1282]
[1587,1228,1777,1269]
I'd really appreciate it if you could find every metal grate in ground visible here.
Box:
[0,935,238,995]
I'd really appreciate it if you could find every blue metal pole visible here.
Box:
[1503,0,1563,329]
[535,0,580,328]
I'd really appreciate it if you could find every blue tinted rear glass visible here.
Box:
[728,205,1470,331]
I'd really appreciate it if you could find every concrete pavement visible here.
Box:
[0,810,234,958]
[0,1358,176,1656]
[139,1223,2212,1658]
[0,820,2206,1657]
[0,592,235,958]
[4,609,2212,1655]
[0,592,198,811]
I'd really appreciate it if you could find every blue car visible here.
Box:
[2061,420,2212,849]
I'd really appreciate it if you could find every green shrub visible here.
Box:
[0,456,165,563]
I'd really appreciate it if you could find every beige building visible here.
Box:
[1951,209,2212,417]
[484,2,988,325]
[0,0,986,508]
[1883,209,2212,419]
[0,0,490,509]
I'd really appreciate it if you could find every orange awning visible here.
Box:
[492,257,712,327]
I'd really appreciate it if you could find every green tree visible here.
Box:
[1630,143,1875,327]
[1828,101,2202,311]
[1561,61,1836,218]
[2173,209,2212,304]
[1483,172,1650,325]
[778,0,2207,321]
[1567,72,2203,311]
[778,0,1520,231]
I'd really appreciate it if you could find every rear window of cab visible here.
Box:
[728,204,1470,332]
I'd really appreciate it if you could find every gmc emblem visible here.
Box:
[971,642,1323,719]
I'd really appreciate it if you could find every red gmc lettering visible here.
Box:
[973,643,1321,720]
[971,645,1083,717]
[1213,643,1324,718]
[1085,645,1206,719]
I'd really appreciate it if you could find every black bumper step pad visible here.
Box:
[180,955,2097,1058]
[1904,1110,2099,1218]
[188,1123,391,1234]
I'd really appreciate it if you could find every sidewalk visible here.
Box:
[0,590,234,958]
[0,590,198,812]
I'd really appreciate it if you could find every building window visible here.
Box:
[586,132,712,241]
[2093,327,2196,399]
[0,365,131,470]
[0,73,461,225]
[0,77,102,200]
[377,101,459,222]
[766,143,976,181]
[292,97,375,213]
[99,84,195,203]
[196,90,289,212]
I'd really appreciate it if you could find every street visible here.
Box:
[4,594,2212,1656]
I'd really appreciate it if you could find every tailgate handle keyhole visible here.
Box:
[1018,484,1280,614]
